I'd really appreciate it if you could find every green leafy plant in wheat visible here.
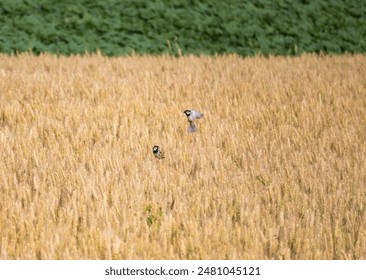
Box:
[145,204,163,227]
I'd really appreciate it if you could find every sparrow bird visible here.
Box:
[152,145,164,159]
[184,109,204,132]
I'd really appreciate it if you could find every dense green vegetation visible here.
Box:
[0,0,365,56]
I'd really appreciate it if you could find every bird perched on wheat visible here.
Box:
[152,145,165,159]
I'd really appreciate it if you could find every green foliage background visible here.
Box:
[0,0,365,56]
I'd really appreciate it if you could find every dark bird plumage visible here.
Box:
[152,145,164,159]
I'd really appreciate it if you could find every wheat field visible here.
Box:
[0,53,365,260]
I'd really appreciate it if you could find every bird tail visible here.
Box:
[188,123,198,133]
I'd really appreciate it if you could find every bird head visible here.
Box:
[184,110,191,116]
[152,145,159,154]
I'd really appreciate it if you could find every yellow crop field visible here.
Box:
[0,53,365,260]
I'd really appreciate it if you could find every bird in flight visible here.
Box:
[184,109,204,133]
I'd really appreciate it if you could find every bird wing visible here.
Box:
[191,110,203,119]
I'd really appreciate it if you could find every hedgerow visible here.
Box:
[0,0,365,56]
